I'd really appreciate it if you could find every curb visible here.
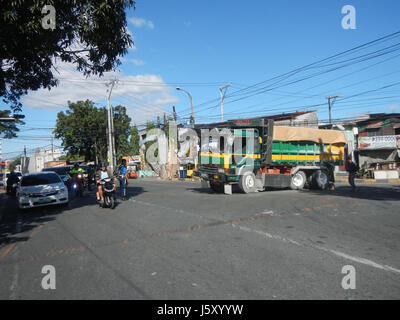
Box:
[334,178,400,184]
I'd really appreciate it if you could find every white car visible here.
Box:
[17,172,69,209]
[2,171,22,189]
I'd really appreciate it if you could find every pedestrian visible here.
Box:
[118,159,129,200]
[345,158,359,191]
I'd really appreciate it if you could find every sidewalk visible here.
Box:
[334,173,400,184]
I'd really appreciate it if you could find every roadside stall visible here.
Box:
[123,156,141,179]
[358,135,400,179]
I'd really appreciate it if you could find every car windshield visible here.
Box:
[42,167,67,176]
[21,174,61,186]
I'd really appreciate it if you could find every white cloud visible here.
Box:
[389,105,400,111]
[132,59,145,66]
[22,61,179,126]
[129,17,155,29]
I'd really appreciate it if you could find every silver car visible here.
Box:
[17,172,69,209]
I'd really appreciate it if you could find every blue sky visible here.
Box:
[2,0,400,159]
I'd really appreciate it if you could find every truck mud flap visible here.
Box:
[224,184,232,195]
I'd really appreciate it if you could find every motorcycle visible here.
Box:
[87,173,96,191]
[98,178,116,209]
[72,172,85,197]
[7,183,18,197]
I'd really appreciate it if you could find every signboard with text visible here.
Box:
[358,135,400,150]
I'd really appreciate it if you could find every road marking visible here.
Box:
[0,243,16,260]
[9,263,19,300]
[232,224,400,275]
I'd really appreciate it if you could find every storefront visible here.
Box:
[358,135,400,178]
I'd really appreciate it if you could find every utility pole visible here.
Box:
[23,145,27,173]
[326,95,340,125]
[0,138,2,167]
[106,79,116,173]
[172,106,177,122]
[219,83,230,122]
[51,137,54,161]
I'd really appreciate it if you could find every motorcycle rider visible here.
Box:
[6,170,19,195]
[70,163,85,195]
[118,159,129,200]
[96,162,116,204]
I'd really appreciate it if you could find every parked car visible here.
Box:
[2,171,22,190]
[42,166,72,190]
[17,172,69,209]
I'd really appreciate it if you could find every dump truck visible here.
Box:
[195,119,347,194]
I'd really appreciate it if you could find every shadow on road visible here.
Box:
[187,184,243,194]
[299,184,400,201]
[0,185,145,249]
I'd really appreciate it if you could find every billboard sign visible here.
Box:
[358,135,400,150]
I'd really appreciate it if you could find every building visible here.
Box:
[195,110,319,129]
[27,147,63,173]
[320,113,400,177]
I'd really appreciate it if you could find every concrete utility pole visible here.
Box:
[106,79,117,174]
[219,83,230,122]
[326,95,340,125]
[172,106,177,122]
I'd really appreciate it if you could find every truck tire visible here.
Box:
[210,181,224,193]
[239,172,257,194]
[290,171,306,190]
[312,170,329,190]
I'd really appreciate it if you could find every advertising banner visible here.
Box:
[358,135,400,150]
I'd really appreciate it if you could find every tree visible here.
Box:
[129,124,140,155]
[112,105,133,161]
[1,0,136,111]
[0,110,25,138]
[9,158,21,171]
[54,100,133,162]
[54,100,107,162]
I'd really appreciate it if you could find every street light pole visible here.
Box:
[176,87,194,128]
[219,83,230,122]
[176,87,197,170]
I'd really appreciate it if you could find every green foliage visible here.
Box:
[54,100,135,162]
[130,124,140,155]
[0,0,136,110]
[0,110,25,138]
[8,158,21,171]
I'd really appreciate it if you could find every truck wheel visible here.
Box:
[290,171,306,190]
[210,181,224,193]
[312,170,329,190]
[239,172,257,194]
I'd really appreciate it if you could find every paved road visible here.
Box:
[0,179,399,299]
